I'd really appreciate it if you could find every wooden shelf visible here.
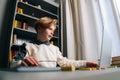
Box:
[18,2,58,19]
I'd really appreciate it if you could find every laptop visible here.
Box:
[99,31,112,68]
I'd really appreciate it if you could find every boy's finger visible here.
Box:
[25,57,34,66]
[29,57,39,66]
[21,61,28,67]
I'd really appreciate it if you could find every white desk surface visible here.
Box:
[0,68,120,80]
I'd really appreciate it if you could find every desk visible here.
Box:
[0,68,120,80]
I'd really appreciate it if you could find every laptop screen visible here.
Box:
[99,31,112,67]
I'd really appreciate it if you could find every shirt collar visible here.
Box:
[35,40,50,45]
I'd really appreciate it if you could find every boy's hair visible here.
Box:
[34,17,57,32]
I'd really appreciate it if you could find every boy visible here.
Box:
[11,17,98,68]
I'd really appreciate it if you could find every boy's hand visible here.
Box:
[86,62,99,67]
[21,56,39,67]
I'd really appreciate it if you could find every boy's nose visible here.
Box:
[51,32,54,35]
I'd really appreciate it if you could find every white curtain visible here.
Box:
[98,0,120,57]
[65,0,83,60]
[64,0,100,62]
[63,0,120,63]
[110,0,120,56]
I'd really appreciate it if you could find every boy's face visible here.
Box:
[38,24,56,42]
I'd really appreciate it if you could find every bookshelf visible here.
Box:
[0,0,61,68]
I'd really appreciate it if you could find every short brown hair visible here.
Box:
[34,17,57,32]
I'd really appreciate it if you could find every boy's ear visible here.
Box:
[36,27,40,33]
[37,27,41,31]
[37,27,44,33]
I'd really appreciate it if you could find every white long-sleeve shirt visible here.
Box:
[11,43,87,68]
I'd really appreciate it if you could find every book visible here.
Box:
[61,66,75,71]
[112,56,120,61]
[12,34,17,44]
[112,60,120,65]
[14,20,17,28]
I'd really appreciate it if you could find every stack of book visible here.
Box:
[111,56,120,67]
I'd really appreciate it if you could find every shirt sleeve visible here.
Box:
[56,47,87,68]
[10,43,39,68]
[10,43,27,68]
